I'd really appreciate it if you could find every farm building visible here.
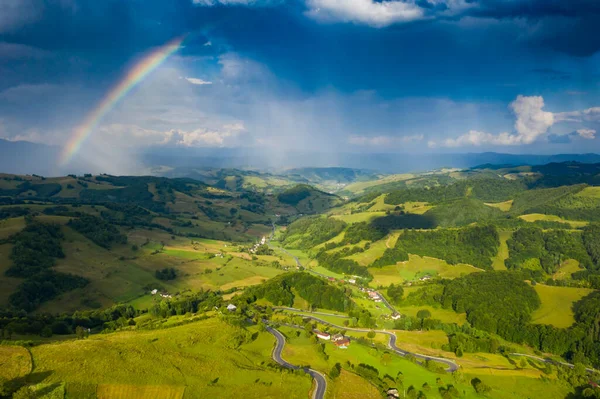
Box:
[314,330,331,340]
[334,338,350,349]
[227,304,237,311]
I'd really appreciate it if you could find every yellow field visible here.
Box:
[552,259,583,280]
[531,284,594,328]
[342,174,414,194]
[575,186,600,198]
[97,384,185,399]
[345,234,399,266]
[518,213,588,228]
[330,211,386,224]
[330,370,381,399]
[395,305,467,324]
[484,200,513,212]
[369,255,481,287]
[0,345,32,380]
[402,202,434,214]
[491,230,511,271]
[366,194,397,212]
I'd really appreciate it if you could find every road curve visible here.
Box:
[267,326,328,399]
[273,306,350,319]
[278,312,459,372]
[510,353,599,374]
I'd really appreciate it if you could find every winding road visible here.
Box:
[275,310,459,372]
[510,353,599,374]
[266,326,328,399]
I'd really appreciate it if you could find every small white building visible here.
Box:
[348,279,356,284]
[227,304,237,312]
[314,330,331,340]
[150,289,158,295]
[391,313,402,320]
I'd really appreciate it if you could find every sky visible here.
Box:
[1,0,600,172]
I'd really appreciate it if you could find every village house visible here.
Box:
[314,330,331,340]
[391,313,402,320]
[334,338,350,349]
[331,333,345,342]
[150,289,158,295]
[227,304,237,312]
[386,388,400,399]
[419,274,432,281]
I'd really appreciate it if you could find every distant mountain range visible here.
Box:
[3,138,600,176]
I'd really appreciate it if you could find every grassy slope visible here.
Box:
[491,230,511,271]
[26,318,311,399]
[531,284,594,328]
[518,213,589,228]
[369,255,481,287]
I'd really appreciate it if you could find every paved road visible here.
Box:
[267,326,328,399]
[374,290,398,314]
[277,311,459,372]
[510,353,599,374]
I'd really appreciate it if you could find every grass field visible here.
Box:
[97,384,185,399]
[346,233,400,267]
[552,259,583,280]
[394,305,467,324]
[491,230,511,271]
[330,211,386,224]
[341,174,415,195]
[369,255,481,287]
[0,345,32,380]
[574,186,600,198]
[518,213,588,228]
[531,284,594,328]
[26,317,311,399]
[402,202,434,214]
[485,200,513,212]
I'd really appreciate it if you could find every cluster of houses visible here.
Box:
[359,287,383,303]
[314,330,351,349]
[248,236,267,254]
[150,289,172,299]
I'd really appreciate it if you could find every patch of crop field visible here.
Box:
[518,213,588,228]
[0,345,32,380]
[531,284,594,328]
[352,295,393,318]
[0,216,26,238]
[346,234,400,267]
[30,318,311,399]
[330,370,381,399]
[97,384,185,399]
[369,255,481,287]
[309,265,345,280]
[491,230,511,271]
[552,259,582,280]
[402,202,434,214]
[312,231,346,251]
[331,211,386,224]
[394,305,467,324]
[485,200,513,212]
[574,186,600,198]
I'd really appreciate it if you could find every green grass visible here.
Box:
[346,234,399,267]
[552,259,583,280]
[330,211,386,224]
[491,230,511,271]
[0,345,31,380]
[531,284,594,328]
[574,186,600,198]
[485,200,513,212]
[518,213,588,228]
[369,255,482,287]
[394,305,467,324]
[28,317,311,399]
[341,174,415,195]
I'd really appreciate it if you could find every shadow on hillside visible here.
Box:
[4,370,54,395]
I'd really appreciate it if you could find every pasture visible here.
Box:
[491,230,511,271]
[518,213,588,228]
[485,200,513,212]
[369,255,481,287]
[531,284,594,328]
[26,318,311,399]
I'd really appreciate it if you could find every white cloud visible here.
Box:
[0,42,50,59]
[305,0,425,27]
[184,77,212,85]
[554,107,600,123]
[576,129,596,139]
[437,95,555,147]
[203,41,212,46]
[192,0,269,6]
[349,134,424,146]
[0,0,40,33]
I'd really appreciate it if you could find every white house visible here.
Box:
[227,304,237,311]
[348,279,356,284]
[314,330,331,340]
[391,313,402,320]
[150,289,158,295]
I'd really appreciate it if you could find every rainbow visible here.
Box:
[60,36,185,165]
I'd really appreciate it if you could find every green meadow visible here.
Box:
[531,284,594,328]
